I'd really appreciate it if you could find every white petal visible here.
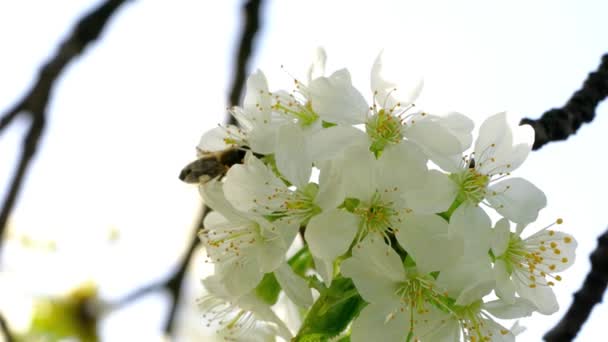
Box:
[405,119,464,157]
[315,160,347,211]
[376,140,428,192]
[307,47,327,83]
[275,124,312,188]
[484,298,536,319]
[455,277,495,306]
[341,245,404,304]
[239,294,294,341]
[309,126,368,163]
[309,69,369,125]
[493,259,516,303]
[224,152,286,214]
[200,180,244,223]
[243,69,271,119]
[492,218,511,257]
[474,112,512,161]
[248,123,278,154]
[254,229,288,274]
[351,303,407,342]
[198,126,236,152]
[274,263,313,307]
[437,259,493,303]
[487,177,547,224]
[440,112,475,151]
[371,51,422,109]
[215,256,265,297]
[350,235,406,282]
[515,281,559,314]
[305,209,359,262]
[448,204,492,260]
[403,170,459,214]
[395,213,463,274]
[337,144,377,200]
[312,255,334,287]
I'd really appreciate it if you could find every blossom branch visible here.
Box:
[0,313,14,342]
[0,0,131,252]
[521,53,608,150]
[544,227,608,342]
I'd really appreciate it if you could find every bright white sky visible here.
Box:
[1,0,607,341]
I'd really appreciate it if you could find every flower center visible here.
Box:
[497,221,573,289]
[450,168,489,205]
[453,301,510,342]
[366,109,404,157]
[354,191,397,237]
[272,98,319,127]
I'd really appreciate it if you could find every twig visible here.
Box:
[0,0,131,252]
[111,0,264,336]
[0,313,14,342]
[521,54,608,150]
[544,228,608,342]
[227,0,263,126]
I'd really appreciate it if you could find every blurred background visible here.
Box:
[0,0,607,340]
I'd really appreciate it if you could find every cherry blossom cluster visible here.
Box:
[191,49,577,341]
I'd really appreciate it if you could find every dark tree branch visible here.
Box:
[0,0,130,252]
[544,228,608,342]
[0,313,14,342]
[227,0,263,125]
[521,54,608,150]
[111,0,264,336]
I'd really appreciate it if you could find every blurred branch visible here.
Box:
[544,227,608,342]
[0,0,130,252]
[227,0,263,125]
[0,313,14,342]
[521,53,608,150]
[111,0,264,337]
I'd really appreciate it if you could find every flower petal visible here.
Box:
[307,47,327,83]
[305,209,359,285]
[351,303,407,342]
[448,204,492,260]
[493,259,516,303]
[274,263,313,307]
[492,218,511,257]
[309,69,369,125]
[395,213,463,274]
[515,280,559,315]
[487,177,547,225]
[224,152,286,214]
[483,298,536,320]
[403,170,459,214]
[275,124,312,188]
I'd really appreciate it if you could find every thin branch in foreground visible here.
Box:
[544,227,608,342]
[0,0,131,252]
[0,313,14,342]
[164,0,264,334]
[521,53,608,150]
[113,1,264,336]
[227,0,263,125]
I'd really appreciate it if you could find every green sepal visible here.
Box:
[340,198,360,213]
[322,120,337,128]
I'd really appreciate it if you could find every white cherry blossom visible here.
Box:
[199,180,298,296]
[491,218,577,314]
[448,112,547,224]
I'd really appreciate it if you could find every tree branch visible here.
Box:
[0,313,14,342]
[111,0,264,336]
[544,228,608,341]
[0,0,131,253]
[521,54,608,150]
[227,0,263,126]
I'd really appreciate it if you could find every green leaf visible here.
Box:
[294,277,366,341]
[289,246,314,277]
[255,272,281,305]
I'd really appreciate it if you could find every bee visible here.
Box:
[179,148,246,184]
